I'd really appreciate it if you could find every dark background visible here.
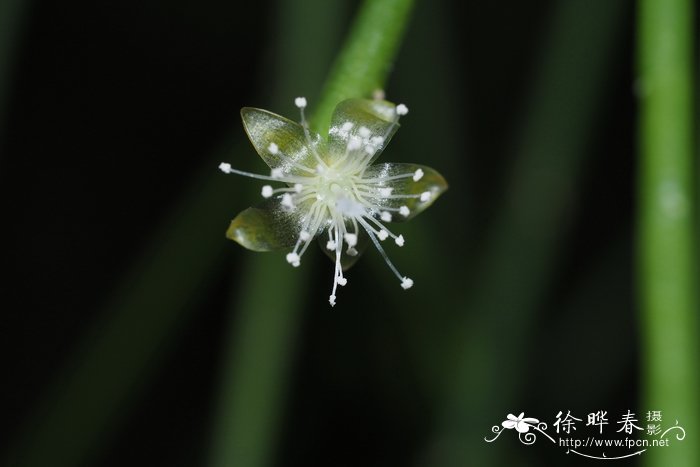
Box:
[1,0,691,466]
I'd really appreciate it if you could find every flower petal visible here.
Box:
[327,99,400,165]
[241,107,323,176]
[226,199,302,251]
[318,225,370,270]
[362,163,448,221]
[515,422,531,433]
[502,420,517,429]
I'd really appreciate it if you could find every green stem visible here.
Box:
[208,1,415,466]
[639,1,698,466]
[311,0,414,135]
[427,1,628,465]
[0,0,27,147]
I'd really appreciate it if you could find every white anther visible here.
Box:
[294,97,307,108]
[378,230,389,241]
[399,205,410,217]
[268,142,279,154]
[316,164,325,174]
[347,247,358,256]
[294,183,303,193]
[344,233,358,247]
[395,235,405,247]
[400,277,413,289]
[326,240,337,250]
[413,168,424,181]
[286,252,301,267]
[347,136,362,151]
[420,191,431,202]
[337,277,347,286]
[329,295,336,306]
[364,144,376,154]
[396,104,409,116]
[218,162,232,173]
[378,187,393,198]
[358,126,371,138]
[281,193,295,209]
[271,168,284,178]
[380,211,392,222]
[341,121,354,132]
[261,185,273,198]
[299,230,311,241]
[370,136,385,146]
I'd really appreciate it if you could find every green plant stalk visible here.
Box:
[426,1,628,465]
[4,149,244,467]
[311,0,414,135]
[208,1,415,467]
[0,0,28,147]
[639,1,698,466]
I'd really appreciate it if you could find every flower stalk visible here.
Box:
[638,0,698,466]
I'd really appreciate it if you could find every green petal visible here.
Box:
[362,163,448,221]
[241,107,323,176]
[226,199,302,252]
[327,99,400,165]
[318,225,370,270]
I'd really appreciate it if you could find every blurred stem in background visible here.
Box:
[426,1,628,465]
[4,140,246,467]
[638,1,698,466]
[0,0,28,148]
[207,0,415,466]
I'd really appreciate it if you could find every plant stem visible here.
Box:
[0,0,28,148]
[311,0,414,135]
[208,1,415,467]
[639,1,698,466]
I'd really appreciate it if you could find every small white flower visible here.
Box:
[502,413,540,433]
[220,97,448,306]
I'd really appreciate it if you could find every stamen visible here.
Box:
[341,121,354,132]
[218,162,232,173]
[396,104,409,116]
[337,277,347,286]
[344,233,358,247]
[401,277,413,289]
[358,126,371,138]
[281,193,295,209]
[362,225,410,287]
[294,97,307,109]
[413,168,424,181]
[271,168,284,179]
[347,136,363,151]
[395,234,405,246]
[299,230,311,241]
[294,183,303,193]
[326,240,337,250]
[268,142,279,154]
[380,211,392,222]
[329,295,336,306]
[420,191,431,202]
[378,230,389,241]
[378,187,393,198]
[261,185,273,198]
[399,206,410,217]
[286,252,301,267]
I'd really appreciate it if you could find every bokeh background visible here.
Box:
[1,0,697,466]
